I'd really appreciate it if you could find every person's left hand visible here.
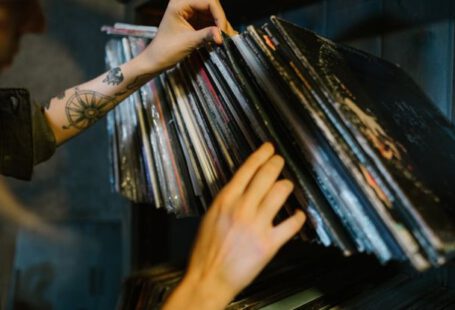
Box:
[141,0,236,73]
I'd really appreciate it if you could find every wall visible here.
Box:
[276,0,455,122]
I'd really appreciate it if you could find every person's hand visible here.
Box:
[141,0,236,73]
[163,143,306,310]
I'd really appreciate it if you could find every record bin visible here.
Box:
[112,0,455,308]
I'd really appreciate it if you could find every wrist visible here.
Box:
[164,271,236,310]
[127,50,160,77]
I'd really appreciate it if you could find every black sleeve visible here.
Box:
[0,89,56,180]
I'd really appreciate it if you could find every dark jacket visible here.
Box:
[0,88,56,180]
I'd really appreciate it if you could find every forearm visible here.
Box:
[43,0,236,146]
[44,52,158,145]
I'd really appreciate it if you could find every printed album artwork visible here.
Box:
[103,17,455,271]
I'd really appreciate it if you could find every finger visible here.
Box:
[190,26,222,45]
[271,210,306,249]
[226,21,238,36]
[227,143,275,198]
[258,180,294,222]
[241,155,285,210]
[208,0,229,31]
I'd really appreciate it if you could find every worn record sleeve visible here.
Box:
[106,39,140,202]
[179,71,225,196]
[123,38,150,203]
[229,33,358,253]
[157,73,194,215]
[242,27,374,250]
[128,37,163,204]
[148,75,184,213]
[173,64,220,201]
[181,58,228,193]
[264,24,429,270]
[184,56,232,179]
[166,69,211,211]
[270,16,455,262]
[200,51,253,163]
[225,33,357,250]
[142,78,169,208]
[119,37,146,202]
[257,23,427,268]
[207,46,260,150]
[162,72,202,216]
[187,52,239,173]
[242,28,409,261]
[337,45,455,260]
[235,31,386,257]
[105,40,122,193]
[197,49,248,167]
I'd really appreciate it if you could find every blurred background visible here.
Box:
[0,0,128,309]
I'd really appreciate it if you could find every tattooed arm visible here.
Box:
[44,0,235,145]
[44,57,157,145]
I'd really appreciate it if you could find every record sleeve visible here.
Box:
[199,47,254,163]
[166,68,211,211]
[270,16,455,263]
[173,64,220,201]
[180,58,228,194]
[233,31,389,257]
[252,23,427,268]
[227,33,358,251]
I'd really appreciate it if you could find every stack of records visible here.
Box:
[117,246,455,310]
[103,17,455,270]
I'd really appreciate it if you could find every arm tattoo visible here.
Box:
[62,89,115,130]
[103,67,124,86]
[115,91,128,97]
[110,73,155,96]
[126,73,154,90]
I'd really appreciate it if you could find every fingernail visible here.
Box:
[217,28,223,44]
[284,180,294,191]
[262,142,275,153]
[272,155,285,167]
[210,27,221,44]
[295,209,306,221]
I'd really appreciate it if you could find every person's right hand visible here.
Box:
[141,0,237,73]
[163,143,306,310]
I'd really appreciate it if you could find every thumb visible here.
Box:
[190,26,222,47]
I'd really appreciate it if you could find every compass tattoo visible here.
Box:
[62,89,115,130]
[103,67,124,86]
